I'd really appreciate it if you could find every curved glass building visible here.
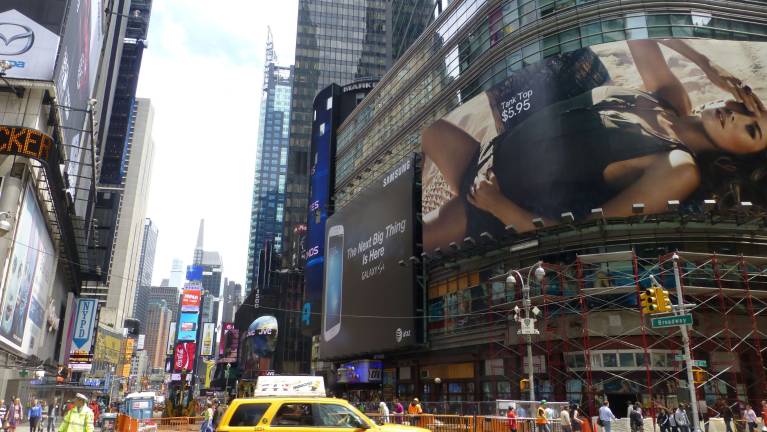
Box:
[327,0,767,414]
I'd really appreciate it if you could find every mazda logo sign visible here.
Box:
[0,23,34,55]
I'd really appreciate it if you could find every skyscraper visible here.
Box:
[281,0,436,268]
[144,300,172,371]
[148,286,181,323]
[221,279,242,324]
[246,29,293,293]
[83,98,155,329]
[133,218,158,323]
[169,258,185,289]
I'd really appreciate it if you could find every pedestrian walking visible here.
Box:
[0,400,7,431]
[629,403,643,432]
[47,399,58,432]
[744,405,757,432]
[675,406,690,432]
[536,400,550,432]
[29,399,42,432]
[507,406,518,432]
[598,400,617,432]
[393,398,404,424]
[6,399,23,432]
[57,394,93,432]
[561,406,573,432]
[407,399,422,415]
[379,401,390,424]
[659,409,672,432]
[760,401,767,431]
[571,404,585,432]
[200,401,213,432]
[723,403,734,432]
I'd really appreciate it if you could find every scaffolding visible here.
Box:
[487,250,767,417]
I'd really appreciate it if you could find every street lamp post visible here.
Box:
[506,262,546,404]
[671,254,701,432]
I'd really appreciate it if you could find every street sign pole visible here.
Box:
[672,254,701,432]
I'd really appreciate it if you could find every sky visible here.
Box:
[136,1,299,287]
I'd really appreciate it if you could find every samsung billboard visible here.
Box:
[421,39,767,251]
[319,156,418,359]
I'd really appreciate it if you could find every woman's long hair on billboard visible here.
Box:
[695,148,767,210]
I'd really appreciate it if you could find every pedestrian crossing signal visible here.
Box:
[692,368,705,384]
[640,288,659,314]
[520,379,529,392]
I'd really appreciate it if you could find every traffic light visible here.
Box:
[640,288,659,314]
[656,288,673,313]
[520,379,529,392]
[692,368,705,384]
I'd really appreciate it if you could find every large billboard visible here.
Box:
[217,322,239,364]
[0,9,60,80]
[303,85,340,333]
[54,0,104,214]
[201,322,215,356]
[177,312,198,341]
[181,289,202,312]
[173,341,196,372]
[422,39,767,251]
[319,157,417,359]
[0,184,56,355]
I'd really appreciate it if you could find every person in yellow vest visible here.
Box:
[536,401,550,432]
[58,394,93,432]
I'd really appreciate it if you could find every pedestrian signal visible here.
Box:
[520,379,529,392]
[640,288,659,314]
[692,368,705,384]
[656,288,672,312]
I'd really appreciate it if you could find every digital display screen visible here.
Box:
[323,230,343,338]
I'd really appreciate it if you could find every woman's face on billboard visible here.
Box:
[701,100,766,154]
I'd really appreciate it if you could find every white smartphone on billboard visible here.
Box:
[323,225,344,341]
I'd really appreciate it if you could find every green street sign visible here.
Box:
[692,360,707,368]
[651,314,693,328]
[675,354,685,361]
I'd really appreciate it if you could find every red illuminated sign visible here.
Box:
[174,342,196,372]
[181,289,201,312]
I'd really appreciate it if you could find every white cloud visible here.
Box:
[137,1,298,286]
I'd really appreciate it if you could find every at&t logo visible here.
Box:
[395,328,412,343]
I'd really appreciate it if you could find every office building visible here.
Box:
[323,0,767,410]
[133,218,159,323]
[281,0,436,268]
[82,98,155,329]
[169,258,185,289]
[148,286,181,323]
[144,300,172,371]
[246,29,293,292]
[222,279,242,324]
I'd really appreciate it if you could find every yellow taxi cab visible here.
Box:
[217,396,429,432]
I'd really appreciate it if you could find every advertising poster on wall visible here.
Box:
[217,322,239,363]
[0,8,60,81]
[201,322,215,356]
[177,312,198,341]
[0,184,56,355]
[319,156,417,359]
[422,39,767,252]
[181,289,202,312]
[304,85,340,333]
[53,0,104,214]
[166,322,177,355]
[173,342,196,372]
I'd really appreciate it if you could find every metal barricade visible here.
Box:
[138,417,205,432]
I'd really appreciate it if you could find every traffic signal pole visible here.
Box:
[671,254,701,432]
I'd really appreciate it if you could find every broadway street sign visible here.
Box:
[651,314,693,329]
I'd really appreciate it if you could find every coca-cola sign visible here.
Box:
[174,342,196,372]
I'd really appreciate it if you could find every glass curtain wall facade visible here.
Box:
[246,34,294,293]
[282,0,437,268]
[132,218,158,323]
[330,0,767,412]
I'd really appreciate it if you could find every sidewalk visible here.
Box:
[12,423,101,432]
